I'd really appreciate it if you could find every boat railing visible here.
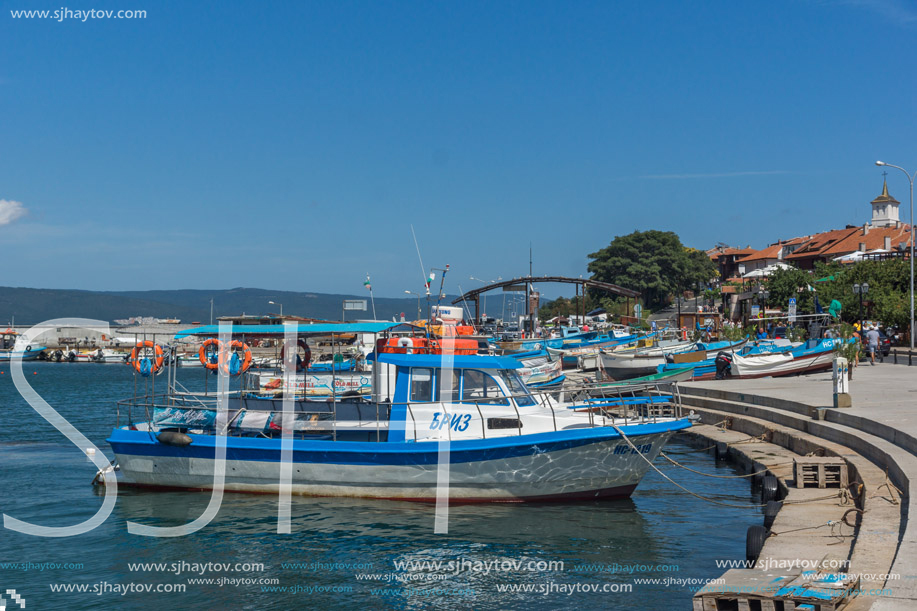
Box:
[541,379,684,422]
[116,380,683,442]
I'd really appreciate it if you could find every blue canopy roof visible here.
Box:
[377,353,521,370]
[174,322,418,339]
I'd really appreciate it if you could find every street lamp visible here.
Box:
[268,300,283,317]
[404,291,421,320]
[853,283,869,334]
[876,161,915,361]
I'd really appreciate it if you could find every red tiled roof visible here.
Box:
[737,243,781,263]
[820,224,911,256]
[784,228,860,260]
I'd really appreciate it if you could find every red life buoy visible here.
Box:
[129,341,164,374]
[221,340,252,376]
[199,338,221,370]
[279,339,311,371]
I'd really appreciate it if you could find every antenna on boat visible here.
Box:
[410,224,428,293]
[426,264,451,333]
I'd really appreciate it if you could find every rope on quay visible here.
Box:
[610,423,767,509]
[728,433,769,446]
[868,469,903,505]
[660,453,795,479]
[768,519,854,545]
[783,489,853,506]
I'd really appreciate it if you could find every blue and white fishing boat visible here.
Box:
[507,349,566,390]
[104,323,690,502]
[308,356,358,372]
[0,338,45,361]
[658,338,840,381]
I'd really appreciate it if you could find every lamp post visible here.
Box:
[404,291,421,320]
[876,161,915,362]
[853,283,869,335]
[760,288,769,335]
[268,300,283,317]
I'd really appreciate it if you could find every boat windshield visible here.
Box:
[460,369,509,405]
[499,370,536,407]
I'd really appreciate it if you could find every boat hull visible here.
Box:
[601,355,665,380]
[108,422,687,502]
[0,348,45,361]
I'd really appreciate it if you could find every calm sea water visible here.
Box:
[0,362,761,610]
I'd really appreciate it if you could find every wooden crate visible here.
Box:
[692,569,799,611]
[774,572,860,611]
[794,457,848,489]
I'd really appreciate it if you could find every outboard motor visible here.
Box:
[714,351,732,380]
[664,353,675,364]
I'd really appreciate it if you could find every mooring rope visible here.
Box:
[610,423,767,509]
[660,453,795,479]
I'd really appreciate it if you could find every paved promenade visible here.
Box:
[684,362,917,610]
[690,362,917,427]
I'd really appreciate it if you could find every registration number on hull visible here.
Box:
[613,443,652,455]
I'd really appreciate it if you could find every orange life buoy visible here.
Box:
[220,340,252,376]
[199,338,221,370]
[129,340,164,374]
[279,339,311,371]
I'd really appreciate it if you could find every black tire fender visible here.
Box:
[746,525,768,565]
[762,474,779,502]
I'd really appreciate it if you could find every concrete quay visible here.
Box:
[680,363,917,610]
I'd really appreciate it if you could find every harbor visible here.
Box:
[4,1,917,609]
[1,295,915,608]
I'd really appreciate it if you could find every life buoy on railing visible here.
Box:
[397,337,414,354]
[220,340,252,376]
[279,339,311,371]
[198,338,221,370]
[128,340,164,376]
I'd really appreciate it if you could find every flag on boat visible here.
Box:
[364,275,372,291]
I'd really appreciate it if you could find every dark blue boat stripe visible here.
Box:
[108,420,691,466]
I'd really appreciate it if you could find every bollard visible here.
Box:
[833,356,851,408]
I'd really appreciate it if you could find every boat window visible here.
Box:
[500,370,536,407]
[410,368,434,402]
[434,369,461,403]
[461,370,508,405]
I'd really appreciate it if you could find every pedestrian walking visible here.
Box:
[866,326,881,366]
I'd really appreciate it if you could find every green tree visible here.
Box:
[538,295,597,321]
[587,230,716,309]
[763,259,910,330]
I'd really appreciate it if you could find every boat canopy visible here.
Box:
[377,353,522,370]
[174,322,420,339]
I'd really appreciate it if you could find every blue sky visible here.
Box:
[2,0,916,300]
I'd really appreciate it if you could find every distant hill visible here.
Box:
[0,286,457,325]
